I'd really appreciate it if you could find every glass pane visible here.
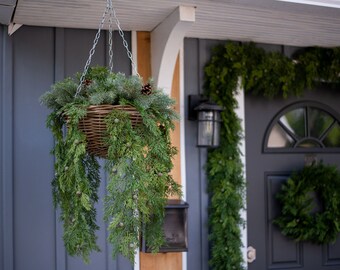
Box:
[296,139,321,148]
[323,122,340,147]
[267,123,295,148]
[280,108,305,138]
[309,107,334,138]
[197,121,213,146]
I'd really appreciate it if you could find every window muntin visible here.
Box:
[265,102,340,152]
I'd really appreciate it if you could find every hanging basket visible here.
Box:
[79,104,142,158]
[39,0,181,264]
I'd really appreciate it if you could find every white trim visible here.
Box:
[179,44,188,270]
[151,5,195,94]
[234,78,248,269]
[8,23,23,36]
[131,31,138,76]
[275,0,340,8]
[134,249,140,270]
[131,30,141,270]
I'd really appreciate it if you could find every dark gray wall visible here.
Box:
[184,38,226,270]
[0,25,132,270]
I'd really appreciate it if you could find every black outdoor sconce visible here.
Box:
[188,95,223,148]
[141,199,189,253]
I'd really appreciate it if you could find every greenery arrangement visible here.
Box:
[40,66,181,263]
[274,162,340,244]
[204,42,340,269]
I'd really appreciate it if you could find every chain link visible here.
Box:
[75,0,140,98]
[111,6,140,77]
[108,0,114,72]
[75,2,110,97]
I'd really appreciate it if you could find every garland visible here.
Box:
[274,163,340,244]
[204,42,340,269]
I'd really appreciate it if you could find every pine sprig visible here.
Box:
[103,109,181,262]
[41,66,180,264]
[48,105,100,263]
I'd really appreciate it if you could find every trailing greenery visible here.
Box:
[204,42,340,269]
[41,66,181,263]
[48,104,101,263]
[274,162,340,244]
[205,46,246,270]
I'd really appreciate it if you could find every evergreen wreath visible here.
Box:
[204,41,340,270]
[41,66,181,263]
[274,163,340,244]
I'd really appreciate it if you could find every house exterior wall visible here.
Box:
[0,25,133,270]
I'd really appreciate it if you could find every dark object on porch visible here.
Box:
[141,199,189,253]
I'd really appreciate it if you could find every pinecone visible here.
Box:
[83,79,92,86]
[159,124,166,135]
[141,83,152,95]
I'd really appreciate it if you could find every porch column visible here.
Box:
[136,5,195,270]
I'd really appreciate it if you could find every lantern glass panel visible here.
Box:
[197,111,221,147]
[197,111,213,146]
[212,111,221,147]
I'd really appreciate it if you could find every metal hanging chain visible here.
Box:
[75,0,140,98]
[108,0,114,72]
[75,3,109,97]
[109,2,139,77]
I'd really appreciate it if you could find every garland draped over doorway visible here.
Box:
[204,42,340,270]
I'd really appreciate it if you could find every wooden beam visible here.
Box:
[137,32,151,83]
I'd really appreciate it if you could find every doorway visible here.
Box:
[245,86,340,270]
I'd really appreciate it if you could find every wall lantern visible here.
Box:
[188,95,223,148]
[141,199,189,253]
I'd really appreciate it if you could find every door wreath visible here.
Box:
[274,162,340,244]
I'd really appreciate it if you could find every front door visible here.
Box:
[245,86,340,270]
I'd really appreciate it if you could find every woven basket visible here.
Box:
[78,104,142,158]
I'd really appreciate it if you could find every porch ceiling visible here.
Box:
[8,0,340,47]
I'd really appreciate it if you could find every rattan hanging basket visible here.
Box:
[78,104,142,158]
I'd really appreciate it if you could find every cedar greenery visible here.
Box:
[41,66,181,263]
[204,42,340,269]
[274,163,340,244]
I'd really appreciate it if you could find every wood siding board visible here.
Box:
[197,39,223,270]
[0,25,3,270]
[136,32,151,83]
[12,26,56,270]
[184,38,227,270]
[54,27,67,270]
[64,28,105,77]
[113,31,132,76]
[1,25,14,270]
[184,38,204,270]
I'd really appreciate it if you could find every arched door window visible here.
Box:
[264,101,340,153]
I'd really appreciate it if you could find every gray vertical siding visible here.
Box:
[0,25,132,270]
[1,25,15,270]
[0,25,4,270]
[184,38,226,270]
[13,26,56,270]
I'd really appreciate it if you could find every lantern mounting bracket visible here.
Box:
[188,95,209,121]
